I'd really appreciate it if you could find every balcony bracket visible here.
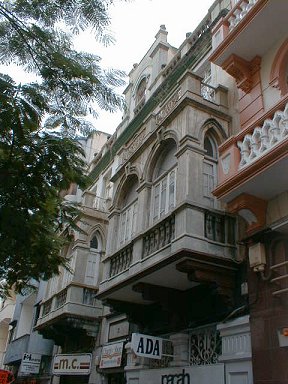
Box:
[227,193,267,235]
[222,54,261,93]
[176,258,237,307]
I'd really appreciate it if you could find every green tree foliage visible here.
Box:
[0,0,126,135]
[0,0,126,293]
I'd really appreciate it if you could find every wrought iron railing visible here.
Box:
[149,338,173,368]
[109,244,133,277]
[189,325,221,366]
[142,214,175,258]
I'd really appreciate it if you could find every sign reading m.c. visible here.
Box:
[52,354,92,375]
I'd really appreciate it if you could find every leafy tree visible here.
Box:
[0,0,126,293]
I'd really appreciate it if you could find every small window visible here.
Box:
[203,134,218,207]
[136,77,147,105]
[204,137,215,158]
[90,235,98,249]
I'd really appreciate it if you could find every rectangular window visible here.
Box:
[61,255,75,288]
[203,161,216,207]
[153,184,160,221]
[153,168,176,222]
[119,200,138,246]
[85,252,98,286]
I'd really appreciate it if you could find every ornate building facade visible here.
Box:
[5,1,287,384]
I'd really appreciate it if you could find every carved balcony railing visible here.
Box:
[189,325,221,366]
[83,288,98,306]
[93,196,109,211]
[55,289,67,309]
[237,102,288,169]
[42,298,53,316]
[142,214,175,258]
[82,191,109,212]
[201,82,216,103]
[226,0,259,32]
[109,244,133,277]
[205,211,236,245]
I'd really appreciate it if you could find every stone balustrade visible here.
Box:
[227,0,258,32]
[109,244,133,277]
[142,215,175,258]
[237,102,288,168]
[201,82,216,103]
[82,191,109,212]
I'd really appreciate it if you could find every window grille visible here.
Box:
[189,325,221,366]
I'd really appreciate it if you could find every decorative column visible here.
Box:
[217,315,253,384]
[124,342,148,384]
[169,333,189,367]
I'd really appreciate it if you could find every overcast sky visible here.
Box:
[84,0,215,133]
[3,0,215,134]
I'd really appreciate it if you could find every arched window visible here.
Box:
[152,140,177,222]
[203,134,218,207]
[270,39,288,96]
[90,235,98,249]
[136,77,147,105]
[85,231,103,286]
[118,175,139,246]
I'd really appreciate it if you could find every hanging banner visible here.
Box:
[99,342,124,368]
[131,333,163,359]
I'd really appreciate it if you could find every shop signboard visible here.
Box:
[19,353,41,375]
[99,342,124,368]
[138,365,225,384]
[131,333,163,359]
[52,353,92,375]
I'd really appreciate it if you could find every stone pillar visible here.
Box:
[124,342,148,384]
[169,333,189,367]
[125,342,149,369]
[217,315,253,384]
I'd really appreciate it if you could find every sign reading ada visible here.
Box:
[53,354,92,375]
[131,333,163,359]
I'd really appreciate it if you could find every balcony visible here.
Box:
[210,0,288,68]
[214,98,288,204]
[82,190,110,213]
[98,206,237,311]
[36,285,103,330]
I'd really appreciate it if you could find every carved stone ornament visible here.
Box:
[222,55,261,93]
[221,153,231,175]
